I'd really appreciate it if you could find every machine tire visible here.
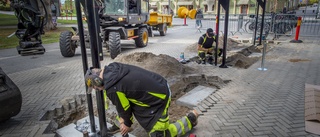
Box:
[109,32,121,59]
[59,31,76,57]
[159,23,167,36]
[135,27,148,47]
[0,67,22,122]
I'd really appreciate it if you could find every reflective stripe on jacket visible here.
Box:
[102,62,170,132]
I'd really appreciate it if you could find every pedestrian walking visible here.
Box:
[195,6,203,29]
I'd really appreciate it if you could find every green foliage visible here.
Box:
[0,4,11,11]
[57,19,78,24]
[0,0,8,6]
[0,27,73,49]
[309,0,319,4]
[0,14,18,26]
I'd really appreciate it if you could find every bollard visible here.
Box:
[258,40,267,71]
[215,16,218,32]
[290,16,303,43]
[183,15,188,26]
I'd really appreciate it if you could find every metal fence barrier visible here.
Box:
[297,14,320,37]
[196,13,320,38]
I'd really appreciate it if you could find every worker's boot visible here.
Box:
[218,48,223,57]
[187,110,199,128]
[196,59,206,64]
[196,60,202,64]
[197,52,206,64]
[202,60,206,64]
[208,56,214,65]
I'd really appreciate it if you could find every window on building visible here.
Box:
[240,5,248,14]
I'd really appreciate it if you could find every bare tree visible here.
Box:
[0,0,9,5]
[38,0,56,30]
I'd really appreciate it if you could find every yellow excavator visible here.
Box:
[59,0,173,59]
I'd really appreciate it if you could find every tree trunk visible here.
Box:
[38,0,56,30]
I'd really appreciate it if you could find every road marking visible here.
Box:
[0,55,20,60]
[0,49,60,61]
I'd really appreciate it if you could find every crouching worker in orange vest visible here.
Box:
[85,62,199,137]
[197,28,222,65]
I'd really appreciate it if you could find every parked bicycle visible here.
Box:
[244,13,297,37]
[244,15,271,34]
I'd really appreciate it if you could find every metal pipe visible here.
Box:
[261,40,266,69]
[215,1,221,66]
[168,0,170,14]
[214,9,220,66]
[219,0,229,68]
[258,40,267,71]
[258,0,266,45]
[93,1,103,61]
[252,4,260,46]
[75,0,96,133]
[85,0,107,136]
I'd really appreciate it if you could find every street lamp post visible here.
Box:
[168,0,170,14]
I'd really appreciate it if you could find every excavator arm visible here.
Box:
[10,0,47,55]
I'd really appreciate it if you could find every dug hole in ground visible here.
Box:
[45,37,274,137]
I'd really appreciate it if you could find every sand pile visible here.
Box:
[114,52,195,78]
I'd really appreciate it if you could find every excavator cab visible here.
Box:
[99,0,151,59]
[100,0,149,26]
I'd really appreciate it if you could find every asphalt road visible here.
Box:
[0,18,202,75]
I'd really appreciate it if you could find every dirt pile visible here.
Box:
[50,52,228,137]
[185,36,250,54]
[113,52,228,136]
[217,36,244,50]
[114,52,195,78]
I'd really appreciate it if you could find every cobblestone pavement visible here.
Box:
[0,17,320,137]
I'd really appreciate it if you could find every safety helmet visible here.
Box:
[85,69,103,87]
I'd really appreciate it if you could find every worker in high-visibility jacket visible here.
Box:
[85,62,199,137]
[197,28,222,65]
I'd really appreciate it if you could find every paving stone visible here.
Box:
[205,97,216,104]
[202,100,213,107]
[1,24,320,137]
[196,105,207,113]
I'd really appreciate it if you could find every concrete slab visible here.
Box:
[248,53,262,58]
[56,116,135,137]
[176,85,216,109]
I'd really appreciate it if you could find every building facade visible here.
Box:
[149,0,298,15]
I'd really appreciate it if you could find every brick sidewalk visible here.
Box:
[189,39,320,136]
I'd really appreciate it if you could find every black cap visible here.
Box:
[206,28,214,37]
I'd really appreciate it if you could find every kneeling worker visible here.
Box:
[85,62,199,137]
[197,28,222,64]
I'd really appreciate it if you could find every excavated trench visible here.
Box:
[40,74,228,136]
[40,39,272,136]
[185,37,270,69]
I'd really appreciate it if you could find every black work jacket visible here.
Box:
[198,34,216,49]
[102,62,170,132]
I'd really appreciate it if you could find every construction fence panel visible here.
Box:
[271,13,297,37]
[297,14,320,37]
[197,14,246,35]
[197,13,320,38]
